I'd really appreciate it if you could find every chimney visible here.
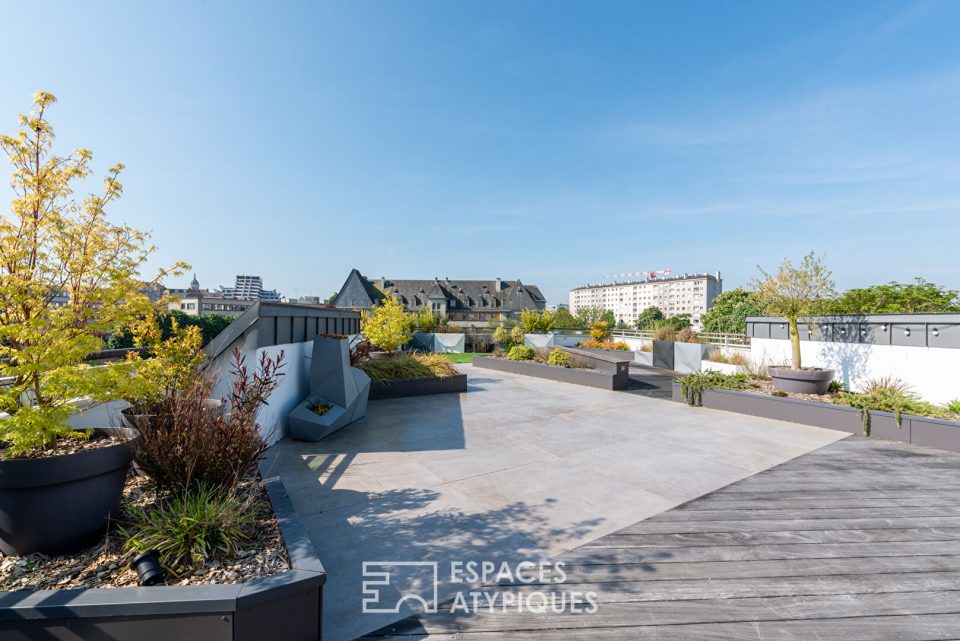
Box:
[495,277,502,292]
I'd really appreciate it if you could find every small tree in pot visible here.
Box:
[753,252,836,394]
[0,92,185,554]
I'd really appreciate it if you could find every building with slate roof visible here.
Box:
[333,268,546,326]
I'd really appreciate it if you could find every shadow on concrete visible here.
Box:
[623,364,677,400]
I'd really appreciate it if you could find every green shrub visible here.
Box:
[828,380,844,393]
[362,297,413,351]
[946,399,960,416]
[492,326,512,349]
[510,326,526,346]
[833,377,949,435]
[520,309,556,333]
[507,345,535,361]
[122,485,258,574]
[675,371,749,406]
[589,321,611,341]
[547,349,572,367]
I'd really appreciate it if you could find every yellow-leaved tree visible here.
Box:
[0,92,186,456]
[753,252,835,370]
[362,296,413,351]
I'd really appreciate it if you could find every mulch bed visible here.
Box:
[0,473,289,591]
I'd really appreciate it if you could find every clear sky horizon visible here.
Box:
[2,1,959,305]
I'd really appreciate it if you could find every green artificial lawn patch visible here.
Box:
[442,352,482,363]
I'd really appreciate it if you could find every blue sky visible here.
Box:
[2,1,959,304]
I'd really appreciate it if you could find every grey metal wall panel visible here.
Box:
[746,314,960,350]
[769,323,789,340]
[891,324,926,347]
[929,324,960,349]
[292,317,306,343]
[276,317,292,345]
[258,317,276,348]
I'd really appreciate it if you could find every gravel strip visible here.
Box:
[0,473,289,591]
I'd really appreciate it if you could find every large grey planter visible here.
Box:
[768,366,835,395]
[0,467,325,641]
[289,337,370,441]
[0,427,136,556]
[673,342,708,374]
[652,340,675,370]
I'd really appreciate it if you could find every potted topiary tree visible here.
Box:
[0,92,185,555]
[754,252,836,394]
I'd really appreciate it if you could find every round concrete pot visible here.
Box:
[0,426,138,556]
[768,366,835,395]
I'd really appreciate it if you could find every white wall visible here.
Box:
[208,339,313,445]
[620,336,651,352]
[751,337,960,404]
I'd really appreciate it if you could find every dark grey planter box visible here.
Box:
[671,383,960,452]
[0,465,326,641]
[653,340,675,370]
[574,347,634,360]
[369,374,468,400]
[474,357,629,390]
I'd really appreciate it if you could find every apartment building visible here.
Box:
[219,274,281,302]
[569,272,722,329]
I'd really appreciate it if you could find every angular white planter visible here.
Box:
[634,351,654,367]
[674,342,709,373]
[412,332,465,353]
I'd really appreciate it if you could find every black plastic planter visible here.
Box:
[131,550,166,586]
[0,427,137,556]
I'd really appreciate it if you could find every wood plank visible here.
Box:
[678,496,960,510]
[647,506,960,522]
[581,527,960,548]
[402,590,960,632]
[565,540,960,564]
[558,555,960,583]
[479,572,960,604]
[366,613,960,640]
[615,516,960,535]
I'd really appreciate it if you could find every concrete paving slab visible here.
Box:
[268,364,847,641]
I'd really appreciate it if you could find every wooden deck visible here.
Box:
[363,437,960,640]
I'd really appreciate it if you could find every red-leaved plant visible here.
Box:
[130,348,286,493]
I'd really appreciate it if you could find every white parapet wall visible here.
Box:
[208,339,314,445]
[751,337,958,404]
